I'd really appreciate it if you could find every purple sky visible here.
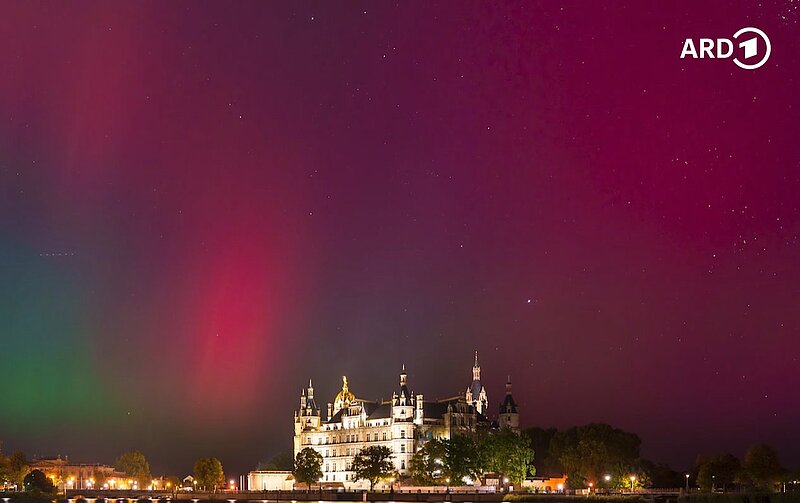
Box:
[0,1,798,476]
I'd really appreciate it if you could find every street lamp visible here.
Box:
[629,476,636,491]
[445,478,450,494]
[685,474,690,492]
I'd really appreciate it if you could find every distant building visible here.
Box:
[291,353,520,488]
[246,471,294,491]
[29,456,129,490]
[180,475,196,491]
[521,476,568,493]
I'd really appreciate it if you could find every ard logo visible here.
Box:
[680,27,771,70]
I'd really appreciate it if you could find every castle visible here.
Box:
[292,352,519,487]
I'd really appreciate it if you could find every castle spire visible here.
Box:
[397,364,409,401]
[466,350,488,414]
[472,350,481,381]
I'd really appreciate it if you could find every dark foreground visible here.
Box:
[1,493,798,503]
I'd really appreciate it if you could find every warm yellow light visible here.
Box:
[630,476,636,481]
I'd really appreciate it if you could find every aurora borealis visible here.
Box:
[1,1,799,476]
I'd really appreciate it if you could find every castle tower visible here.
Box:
[414,393,424,425]
[294,379,321,453]
[392,364,414,476]
[465,351,488,414]
[498,376,519,431]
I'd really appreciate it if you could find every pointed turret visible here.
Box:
[398,364,409,401]
[393,364,414,415]
[498,376,519,431]
[302,379,320,417]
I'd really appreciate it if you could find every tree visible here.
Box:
[644,461,683,489]
[743,444,784,490]
[549,423,641,488]
[91,469,107,487]
[410,438,447,485]
[193,457,225,492]
[260,452,294,471]
[523,427,561,478]
[23,470,55,493]
[0,453,11,485]
[696,454,740,491]
[351,446,395,490]
[480,429,534,484]
[444,435,481,484]
[2,451,30,486]
[115,451,151,486]
[293,448,322,492]
[410,436,483,486]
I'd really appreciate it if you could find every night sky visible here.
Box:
[1,1,799,477]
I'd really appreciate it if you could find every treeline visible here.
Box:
[0,449,230,495]
[410,428,533,485]
[523,424,798,491]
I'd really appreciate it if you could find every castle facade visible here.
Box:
[292,353,519,487]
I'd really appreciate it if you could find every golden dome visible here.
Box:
[334,375,355,406]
